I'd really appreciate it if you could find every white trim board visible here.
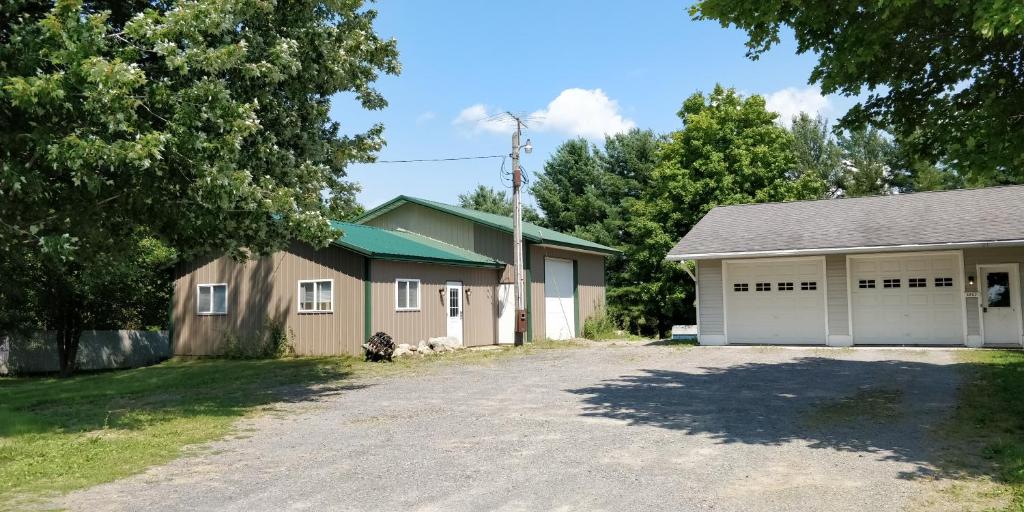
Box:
[669,240,1024,261]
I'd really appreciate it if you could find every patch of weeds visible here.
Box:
[805,387,904,427]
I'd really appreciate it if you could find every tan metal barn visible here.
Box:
[172,198,618,356]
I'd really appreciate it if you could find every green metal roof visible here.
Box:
[330,221,504,268]
[353,196,621,255]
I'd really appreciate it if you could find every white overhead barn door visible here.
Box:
[545,258,576,340]
[724,258,826,344]
[849,253,963,345]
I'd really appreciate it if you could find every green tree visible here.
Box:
[457,185,543,224]
[690,0,1024,184]
[623,85,815,335]
[837,127,904,197]
[531,138,606,235]
[530,130,661,332]
[789,113,844,198]
[0,0,399,375]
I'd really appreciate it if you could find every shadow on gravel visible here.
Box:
[567,357,981,481]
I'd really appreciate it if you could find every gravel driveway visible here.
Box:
[61,343,963,512]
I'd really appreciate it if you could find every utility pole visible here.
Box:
[510,115,530,346]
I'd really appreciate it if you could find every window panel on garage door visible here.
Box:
[725,259,826,345]
[849,253,962,345]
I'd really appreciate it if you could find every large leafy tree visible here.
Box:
[789,113,843,198]
[623,85,816,335]
[530,130,660,329]
[0,0,399,374]
[690,0,1024,183]
[458,184,543,224]
[531,138,606,236]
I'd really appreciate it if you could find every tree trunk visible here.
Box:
[56,292,84,378]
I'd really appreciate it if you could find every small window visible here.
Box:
[298,280,333,313]
[755,282,771,292]
[908,278,927,288]
[801,281,817,291]
[733,283,749,292]
[777,282,794,291]
[858,279,876,289]
[935,277,954,287]
[883,278,901,288]
[197,284,228,315]
[396,279,421,311]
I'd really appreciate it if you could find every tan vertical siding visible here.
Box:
[173,244,365,356]
[370,261,500,347]
[363,203,475,250]
[529,245,546,340]
[697,260,724,335]
[527,245,607,339]
[472,224,514,263]
[963,247,1024,337]
[825,255,850,336]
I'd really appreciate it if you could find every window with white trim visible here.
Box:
[396,279,421,311]
[777,282,794,291]
[908,278,927,288]
[934,277,954,287]
[858,279,876,289]
[883,278,901,288]
[197,284,228,315]
[733,283,749,292]
[298,280,333,313]
[800,281,817,291]
[755,282,771,292]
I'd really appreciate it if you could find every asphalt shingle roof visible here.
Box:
[331,221,504,268]
[667,186,1024,259]
[354,196,620,255]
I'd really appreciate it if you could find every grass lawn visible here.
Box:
[939,350,1024,511]
[0,340,574,509]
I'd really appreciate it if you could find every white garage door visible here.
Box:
[545,258,575,340]
[725,258,826,344]
[849,253,963,345]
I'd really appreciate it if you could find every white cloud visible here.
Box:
[763,87,832,126]
[415,111,436,124]
[530,88,635,139]
[452,104,515,134]
[452,88,635,140]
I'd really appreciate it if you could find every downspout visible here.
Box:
[363,258,372,341]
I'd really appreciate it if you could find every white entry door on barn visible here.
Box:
[544,257,576,340]
[445,281,464,345]
[849,252,964,345]
[724,258,826,344]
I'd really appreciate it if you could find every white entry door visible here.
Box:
[724,258,827,344]
[496,283,515,344]
[544,258,575,340]
[446,281,464,345]
[849,252,963,344]
[980,264,1022,345]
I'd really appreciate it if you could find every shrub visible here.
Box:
[582,307,619,340]
[223,318,294,359]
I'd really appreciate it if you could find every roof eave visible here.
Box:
[667,239,1024,261]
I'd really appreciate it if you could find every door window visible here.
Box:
[986,272,1011,308]
[448,287,460,318]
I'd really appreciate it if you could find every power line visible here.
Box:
[366,154,506,164]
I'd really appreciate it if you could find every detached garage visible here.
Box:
[668,186,1024,348]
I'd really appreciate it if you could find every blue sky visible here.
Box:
[331,0,857,209]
